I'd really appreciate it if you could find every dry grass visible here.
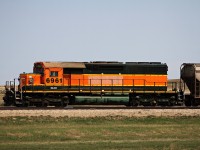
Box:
[0,95,4,106]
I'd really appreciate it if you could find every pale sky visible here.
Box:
[0,0,200,84]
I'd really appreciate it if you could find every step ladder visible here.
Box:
[196,80,200,98]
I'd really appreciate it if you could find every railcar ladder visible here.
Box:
[196,80,200,98]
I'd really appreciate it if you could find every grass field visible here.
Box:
[0,116,200,150]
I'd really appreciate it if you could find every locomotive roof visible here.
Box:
[42,62,86,68]
[39,61,166,68]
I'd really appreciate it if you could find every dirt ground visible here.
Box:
[0,109,200,118]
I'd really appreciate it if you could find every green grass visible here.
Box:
[0,116,200,149]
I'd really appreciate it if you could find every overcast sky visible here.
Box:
[0,0,200,84]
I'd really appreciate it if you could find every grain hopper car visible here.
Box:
[181,63,200,106]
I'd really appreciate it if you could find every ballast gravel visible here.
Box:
[0,109,200,118]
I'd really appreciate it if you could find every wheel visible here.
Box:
[191,99,198,106]
[42,100,49,107]
[151,100,157,106]
[184,100,191,106]
[129,98,139,106]
[69,95,75,104]
[61,96,69,106]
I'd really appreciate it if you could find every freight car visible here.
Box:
[3,61,196,107]
[181,63,200,106]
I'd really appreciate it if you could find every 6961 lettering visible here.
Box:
[46,78,62,83]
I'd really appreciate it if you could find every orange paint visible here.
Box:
[20,73,41,88]
[69,74,167,86]
[20,62,167,89]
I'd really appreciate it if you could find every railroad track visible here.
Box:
[0,105,200,110]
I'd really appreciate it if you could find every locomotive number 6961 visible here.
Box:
[46,78,62,83]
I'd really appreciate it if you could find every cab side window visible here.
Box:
[50,71,58,77]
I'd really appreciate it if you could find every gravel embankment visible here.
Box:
[0,109,200,118]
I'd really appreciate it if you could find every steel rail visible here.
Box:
[0,106,200,110]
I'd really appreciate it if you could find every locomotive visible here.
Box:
[3,61,200,106]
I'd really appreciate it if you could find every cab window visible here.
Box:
[50,71,58,77]
[34,66,44,74]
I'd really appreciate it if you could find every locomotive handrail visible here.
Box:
[62,79,170,94]
[69,79,167,86]
[5,81,10,90]
[13,78,19,100]
[20,78,26,100]
[19,79,180,94]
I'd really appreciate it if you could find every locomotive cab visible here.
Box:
[18,62,45,90]
[19,62,65,90]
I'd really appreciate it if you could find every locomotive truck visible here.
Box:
[3,61,200,106]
